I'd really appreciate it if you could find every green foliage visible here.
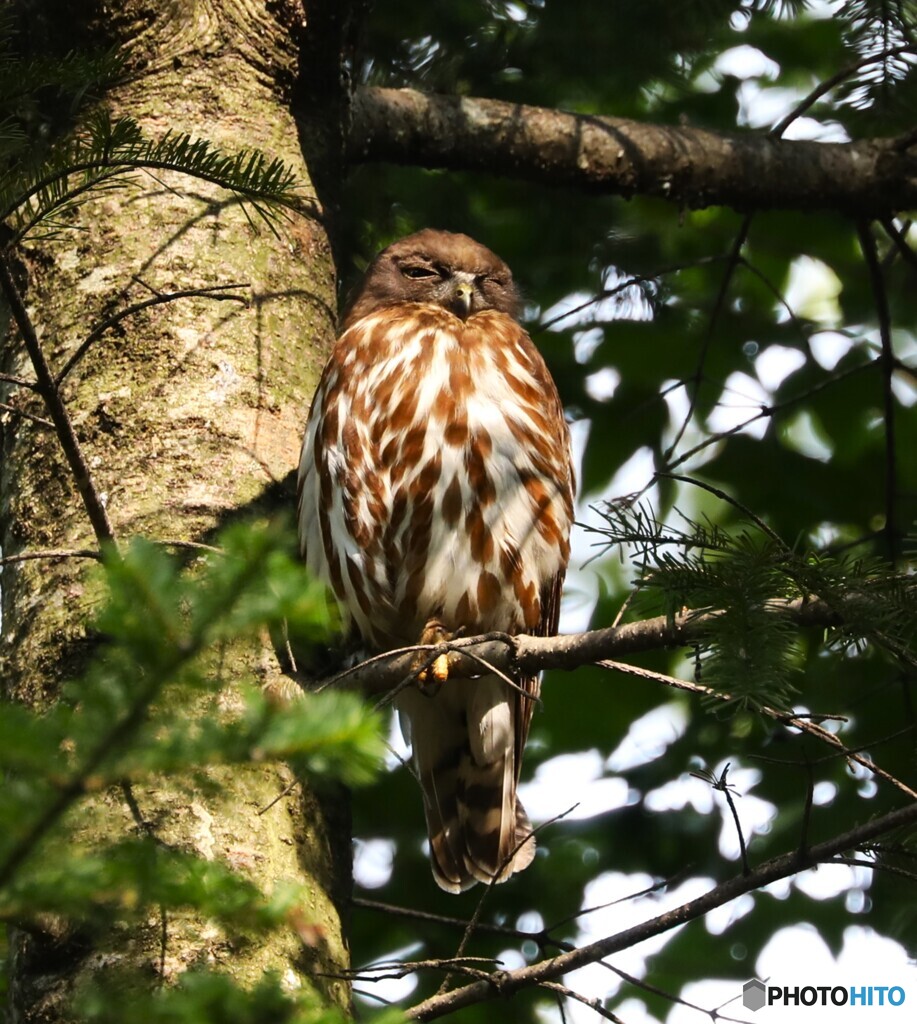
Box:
[0,16,301,249]
[3,2,916,1021]
[591,500,917,710]
[0,111,302,245]
[0,6,122,171]
[0,521,385,1016]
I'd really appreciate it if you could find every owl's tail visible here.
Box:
[401,675,536,893]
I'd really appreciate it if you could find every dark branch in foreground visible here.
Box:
[406,801,917,1021]
[349,87,917,215]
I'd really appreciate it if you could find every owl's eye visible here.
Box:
[402,265,439,280]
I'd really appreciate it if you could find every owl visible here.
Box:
[297,229,574,891]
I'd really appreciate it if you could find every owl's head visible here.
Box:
[342,229,521,329]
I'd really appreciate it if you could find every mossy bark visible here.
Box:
[1,1,349,1019]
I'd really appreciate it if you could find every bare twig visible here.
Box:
[538,981,624,1022]
[0,253,117,549]
[856,221,899,563]
[0,371,37,388]
[334,956,497,984]
[55,283,250,385]
[832,856,917,884]
[405,801,917,1020]
[598,659,916,801]
[657,473,788,550]
[665,216,752,460]
[692,763,749,875]
[663,355,877,474]
[440,806,575,995]
[0,548,102,567]
[880,218,917,275]
[771,44,917,138]
[538,254,729,331]
[0,401,53,428]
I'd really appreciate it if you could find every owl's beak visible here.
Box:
[450,280,475,320]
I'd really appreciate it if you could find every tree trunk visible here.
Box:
[1,2,348,1018]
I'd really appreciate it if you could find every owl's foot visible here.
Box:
[417,619,452,693]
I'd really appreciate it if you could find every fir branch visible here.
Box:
[585,491,917,706]
[0,112,305,246]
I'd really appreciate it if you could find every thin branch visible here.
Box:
[437,805,574,997]
[692,764,750,876]
[326,594,850,696]
[0,371,38,389]
[664,356,877,474]
[353,887,753,1024]
[538,981,624,1023]
[665,217,752,460]
[537,254,730,331]
[333,956,497,984]
[350,897,523,938]
[0,540,217,570]
[880,217,917,275]
[154,538,222,555]
[856,221,899,563]
[0,253,116,549]
[546,873,684,935]
[405,801,917,1021]
[751,723,915,770]
[771,44,917,138]
[657,473,788,551]
[832,856,917,884]
[597,659,916,801]
[55,283,250,385]
[0,547,101,567]
[0,401,53,428]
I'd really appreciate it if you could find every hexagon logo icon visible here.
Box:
[743,979,766,1011]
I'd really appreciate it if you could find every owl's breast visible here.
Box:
[299,306,574,651]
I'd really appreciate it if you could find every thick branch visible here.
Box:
[407,800,917,1021]
[349,87,917,215]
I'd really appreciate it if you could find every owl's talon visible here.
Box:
[417,650,450,693]
[432,652,449,682]
[416,619,452,692]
